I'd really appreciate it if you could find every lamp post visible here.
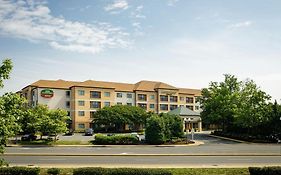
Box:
[184,118,191,144]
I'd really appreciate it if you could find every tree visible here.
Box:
[160,113,183,139]
[236,79,271,134]
[0,93,25,151]
[145,114,165,144]
[45,108,69,139]
[20,105,69,139]
[93,105,148,132]
[0,59,25,166]
[200,74,241,132]
[0,59,12,88]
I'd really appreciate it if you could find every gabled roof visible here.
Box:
[178,88,201,96]
[78,80,134,92]
[168,106,200,116]
[24,79,201,94]
[134,80,177,91]
[31,79,79,89]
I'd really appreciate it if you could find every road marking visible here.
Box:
[228,159,252,161]
[40,159,66,161]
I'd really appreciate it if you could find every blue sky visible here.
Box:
[0,0,281,101]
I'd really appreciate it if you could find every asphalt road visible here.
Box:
[3,133,281,167]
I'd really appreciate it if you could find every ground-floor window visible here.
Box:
[78,123,85,129]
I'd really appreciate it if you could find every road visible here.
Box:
[2,133,281,167]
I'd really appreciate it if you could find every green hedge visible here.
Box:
[47,168,61,175]
[94,134,139,145]
[0,167,40,175]
[249,166,281,175]
[73,167,172,175]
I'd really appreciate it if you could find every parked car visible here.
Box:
[130,132,140,140]
[85,128,93,136]
[21,134,37,141]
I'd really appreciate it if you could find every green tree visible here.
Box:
[93,105,147,132]
[20,105,69,139]
[0,59,12,88]
[160,113,183,139]
[0,93,25,151]
[145,114,165,144]
[45,108,69,139]
[200,74,241,132]
[0,59,25,166]
[236,79,271,134]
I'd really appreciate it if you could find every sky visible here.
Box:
[0,0,281,101]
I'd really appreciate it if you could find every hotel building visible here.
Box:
[20,79,201,131]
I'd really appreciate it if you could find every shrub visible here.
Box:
[0,158,8,167]
[249,166,281,175]
[47,168,61,175]
[0,167,40,175]
[94,134,139,145]
[73,167,172,175]
[145,115,165,144]
[73,167,105,175]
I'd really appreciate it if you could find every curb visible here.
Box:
[6,141,204,147]
[3,153,281,156]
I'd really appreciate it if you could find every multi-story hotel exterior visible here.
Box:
[20,79,201,131]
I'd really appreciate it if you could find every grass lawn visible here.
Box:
[38,168,249,175]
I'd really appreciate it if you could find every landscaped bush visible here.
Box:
[0,167,40,175]
[47,168,61,175]
[73,167,172,175]
[249,166,281,175]
[94,134,139,145]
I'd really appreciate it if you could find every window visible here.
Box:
[170,96,178,102]
[150,104,155,109]
[66,101,70,108]
[90,101,101,108]
[78,123,85,129]
[67,111,70,116]
[170,104,178,110]
[150,95,155,100]
[117,102,122,105]
[104,92,110,97]
[138,94,147,101]
[160,104,168,111]
[66,91,70,97]
[138,103,147,110]
[195,106,200,110]
[90,91,101,98]
[160,95,168,102]
[104,102,110,107]
[195,96,200,103]
[117,93,122,98]
[78,111,85,116]
[78,90,85,96]
[90,111,96,118]
[127,103,132,106]
[127,93,132,98]
[186,97,194,103]
[186,105,194,111]
[78,100,84,106]
[180,96,184,101]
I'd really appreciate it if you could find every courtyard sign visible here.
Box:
[41,89,54,98]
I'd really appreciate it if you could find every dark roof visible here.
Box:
[168,106,200,116]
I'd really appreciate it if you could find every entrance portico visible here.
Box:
[168,106,202,132]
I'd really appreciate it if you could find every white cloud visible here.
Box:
[167,0,179,6]
[229,21,253,28]
[0,0,130,54]
[104,0,128,12]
